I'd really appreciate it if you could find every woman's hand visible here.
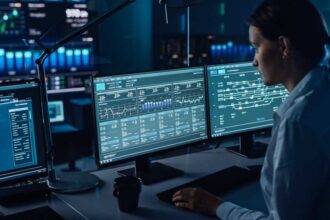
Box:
[172,187,224,216]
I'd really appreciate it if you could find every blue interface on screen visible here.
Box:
[93,67,208,165]
[48,101,65,123]
[207,62,289,138]
[0,82,46,184]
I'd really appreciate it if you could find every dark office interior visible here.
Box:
[0,0,329,219]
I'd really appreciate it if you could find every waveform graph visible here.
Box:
[0,4,25,36]
[174,93,204,107]
[98,102,137,121]
[97,89,138,121]
[173,79,205,108]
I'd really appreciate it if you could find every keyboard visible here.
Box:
[0,181,50,205]
[2,206,64,220]
[157,165,261,203]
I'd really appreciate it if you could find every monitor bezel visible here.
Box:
[205,61,273,143]
[91,67,210,169]
[0,79,48,186]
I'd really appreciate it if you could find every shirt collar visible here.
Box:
[275,67,327,119]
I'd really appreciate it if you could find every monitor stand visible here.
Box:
[226,133,267,158]
[47,170,101,193]
[118,157,184,185]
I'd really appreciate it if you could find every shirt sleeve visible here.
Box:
[216,118,326,220]
[216,202,267,220]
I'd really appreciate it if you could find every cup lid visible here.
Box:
[114,176,142,184]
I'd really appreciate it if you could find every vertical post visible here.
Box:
[36,52,56,181]
[187,6,190,67]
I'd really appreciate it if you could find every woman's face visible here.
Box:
[249,25,286,86]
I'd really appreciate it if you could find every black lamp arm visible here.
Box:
[35,0,136,176]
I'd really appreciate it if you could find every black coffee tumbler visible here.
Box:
[113,176,142,212]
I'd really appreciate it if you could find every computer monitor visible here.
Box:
[48,101,65,123]
[92,67,208,184]
[0,80,48,186]
[207,61,289,158]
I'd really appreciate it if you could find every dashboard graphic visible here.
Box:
[0,81,47,184]
[0,1,96,94]
[0,46,93,76]
[93,68,207,165]
[0,5,25,36]
[207,62,289,137]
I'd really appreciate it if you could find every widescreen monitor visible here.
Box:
[93,67,208,184]
[207,61,288,157]
[0,80,48,186]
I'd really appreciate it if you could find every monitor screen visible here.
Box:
[48,101,65,123]
[0,1,96,95]
[0,80,47,185]
[207,61,289,138]
[93,67,208,166]
[0,1,95,77]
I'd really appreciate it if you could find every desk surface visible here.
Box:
[0,147,267,220]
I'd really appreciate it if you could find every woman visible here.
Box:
[172,0,330,219]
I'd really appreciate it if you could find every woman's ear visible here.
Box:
[278,36,291,59]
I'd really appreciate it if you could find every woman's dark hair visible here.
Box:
[248,0,330,66]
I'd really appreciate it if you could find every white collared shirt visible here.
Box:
[217,67,330,220]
